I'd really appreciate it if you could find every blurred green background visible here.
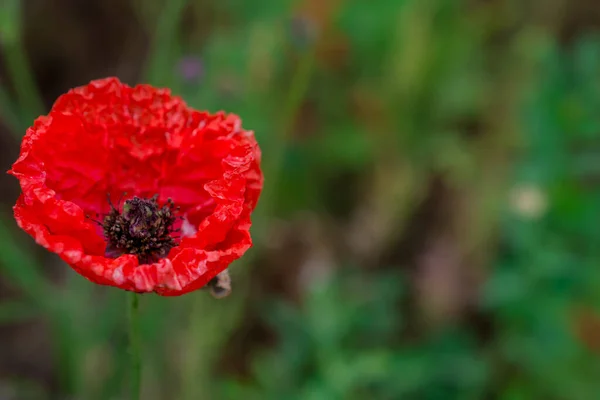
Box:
[1,0,600,399]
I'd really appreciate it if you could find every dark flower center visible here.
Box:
[100,195,180,263]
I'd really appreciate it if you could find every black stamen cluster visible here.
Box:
[102,195,180,263]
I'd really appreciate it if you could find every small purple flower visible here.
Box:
[176,56,204,82]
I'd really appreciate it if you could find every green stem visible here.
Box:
[253,48,316,240]
[128,292,141,400]
[3,40,45,119]
[0,85,22,136]
[143,0,189,86]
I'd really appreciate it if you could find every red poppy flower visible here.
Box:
[8,77,263,296]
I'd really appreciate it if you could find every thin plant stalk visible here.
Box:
[128,292,141,400]
[2,39,45,120]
